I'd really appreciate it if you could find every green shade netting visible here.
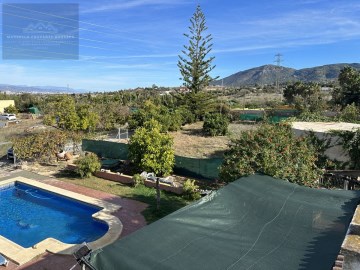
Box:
[82,139,129,160]
[90,174,360,270]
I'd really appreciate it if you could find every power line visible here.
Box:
[2,4,152,44]
[0,45,172,70]
[0,23,137,53]
[2,3,133,35]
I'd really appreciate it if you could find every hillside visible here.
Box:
[214,63,360,87]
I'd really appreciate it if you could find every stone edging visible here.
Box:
[341,205,360,270]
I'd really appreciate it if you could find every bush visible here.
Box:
[219,123,323,187]
[335,128,360,169]
[203,113,229,136]
[296,110,330,122]
[75,153,101,178]
[338,103,360,123]
[176,106,195,125]
[182,179,201,200]
[132,173,145,187]
[4,104,18,114]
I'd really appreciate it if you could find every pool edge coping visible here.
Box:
[0,177,123,265]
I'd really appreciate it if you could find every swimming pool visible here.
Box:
[0,182,108,248]
[0,177,122,265]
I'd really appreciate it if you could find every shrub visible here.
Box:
[338,103,360,123]
[182,179,201,200]
[296,110,330,122]
[335,128,360,169]
[304,131,334,169]
[4,104,18,114]
[203,113,229,136]
[219,123,322,187]
[176,106,195,125]
[75,153,101,178]
[132,173,144,187]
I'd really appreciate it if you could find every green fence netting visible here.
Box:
[82,140,222,180]
[239,113,263,122]
[174,156,223,180]
[268,115,291,123]
[239,114,293,123]
[82,139,129,160]
[89,174,360,270]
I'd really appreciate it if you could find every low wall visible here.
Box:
[144,179,183,195]
[94,171,133,184]
[67,164,77,171]
[66,164,183,194]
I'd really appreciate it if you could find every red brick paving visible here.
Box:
[0,171,148,270]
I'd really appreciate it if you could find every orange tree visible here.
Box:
[128,119,175,209]
[129,119,174,176]
[219,123,323,187]
[11,130,68,162]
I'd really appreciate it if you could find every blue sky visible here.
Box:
[0,0,360,91]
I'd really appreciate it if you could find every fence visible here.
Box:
[174,156,223,180]
[320,171,360,190]
[82,139,129,160]
[82,139,222,180]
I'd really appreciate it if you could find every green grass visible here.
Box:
[56,171,190,224]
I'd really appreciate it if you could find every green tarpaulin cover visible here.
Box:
[90,174,360,270]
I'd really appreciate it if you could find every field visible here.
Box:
[171,122,258,158]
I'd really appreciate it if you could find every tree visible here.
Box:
[219,124,322,187]
[129,119,174,176]
[338,103,360,123]
[178,5,217,93]
[129,119,175,209]
[76,104,99,132]
[283,82,326,113]
[12,130,68,162]
[203,113,229,136]
[129,100,183,132]
[334,66,360,106]
[43,96,79,131]
[4,104,18,114]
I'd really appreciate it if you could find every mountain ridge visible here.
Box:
[0,84,87,94]
[214,63,360,87]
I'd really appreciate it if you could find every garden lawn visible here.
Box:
[56,171,189,224]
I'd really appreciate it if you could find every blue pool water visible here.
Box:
[0,182,108,248]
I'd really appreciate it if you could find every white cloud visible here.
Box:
[82,0,190,14]
[211,3,360,52]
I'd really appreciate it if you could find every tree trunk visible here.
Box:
[156,177,161,210]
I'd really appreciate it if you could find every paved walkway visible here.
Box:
[0,170,148,270]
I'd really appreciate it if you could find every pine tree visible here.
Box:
[178,5,217,93]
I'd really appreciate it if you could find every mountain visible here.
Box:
[214,63,360,87]
[0,84,87,94]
